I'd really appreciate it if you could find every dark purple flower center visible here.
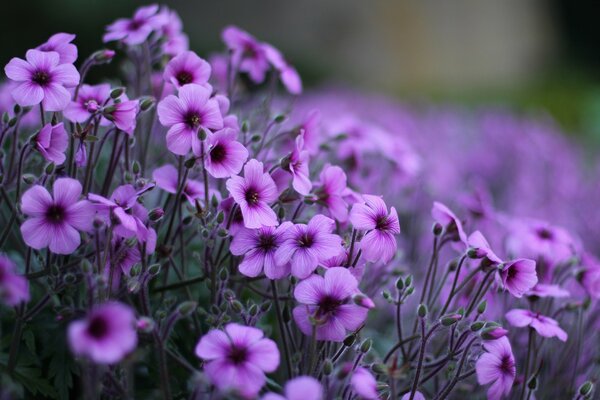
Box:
[32,70,50,86]
[500,354,515,375]
[536,228,554,241]
[87,315,109,339]
[506,266,517,280]
[210,144,226,163]
[257,233,276,251]
[85,99,99,112]
[317,295,342,315]
[297,233,314,248]
[176,71,194,86]
[128,19,143,31]
[245,188,260,205]
[227,345,248,365]
[185,112,202,129]
[45,204,65,224]
[375,214,392,231]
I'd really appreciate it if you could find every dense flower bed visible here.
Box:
[0,4,598,399]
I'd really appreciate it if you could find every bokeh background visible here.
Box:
[2,0,600,141]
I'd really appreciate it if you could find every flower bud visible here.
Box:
[250,134,261,142]
[360,338,372,353]
[184,156,197,169]
[274,114,286,123]
[477,300,487,314]
[177,301,197,316]
[197,129,207,141]
[467,247,484,259]
[63,273,77,285]
[470,321,485,332]
[323,359,333,376]
[136,316,155,333]
[371,363,387,374]
[8,117,18,127]
[22,174,36,184]
[527,375,538,391]
[80,259,93,274]
[110,87,125,99]
[230,300,243,313]
[139,96,155,111]
[93,49,116,63]
[440,313,462,326]
[343,333,356,347]
[248,304,259,316]
[216,211,225,224]
[404,275,413,287]
[433,222,443,236]
[241,120,249,133]
[149,207,165,222]
[481,326,508,341]
[382,290,393,302]
[405,286,415,296]
[353,293,375,309]
[219,268,228,281]
[45,163,55,175]
[132,160,141,174]
[148,263,161,277]
[579,381,594,397]
[395,277,404,290]
[417,303,428,318]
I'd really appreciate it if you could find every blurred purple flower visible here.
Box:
[163,50,211,89]
[350,194,400,263]
[314,164,349,222]
[152,164,204,205]
[0,255,29,305]
[468,231,503,267]
[20,178,94,254]
[431,201,467,245]
[195,323,279,398]
[103,4,165,46]
[37,33,78,64]
[525,283,569,298]
[68,302,137,364]
[33,122,68,165]
[4,49,79,111]
[505,309,567,341]
[262,376,322,400]
[475,337,516,400]
[293,267,369,341]
[284,133,311,195]
[499,259,538,298]
[350,367,379,399]
[222,26,270,83]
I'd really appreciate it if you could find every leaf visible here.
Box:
[13,366,58,398]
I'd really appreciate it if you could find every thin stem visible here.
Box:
[520,328,535,400]
[271,280,293,379]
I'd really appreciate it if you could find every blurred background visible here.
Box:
[2,0,600,139]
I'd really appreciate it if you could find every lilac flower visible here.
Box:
[163,51,211,89]
[152,164,204,205]
[158,8,189,56]
[284,133,311,195]
[580,253,600,299]
[350,367,379,399]
[20,178,94,254]
[103,238,141,291]
[103,4,165,46]
[230,223,292,279]
[314,165,349,222]
[262,376,322,400]
[4,49,79,111]
[505,309,568,341]
[37,33,77,64]
[467,230,503,267]
[195,323,280,398]
[276,215,344,278]
[68,302,137,364]
[74,141,87,167]
[292,267,369,341]
[226,159,278,229]
[33,122,68,165]
[64,83,111,123]
[431,202,468,244]
[157,83,223,155]
[103,96,139,136]
[401,392,425,400]
[498,259,538,298]
[0,255,29,305]
[475,337,516,400]
[263,43,302,95]
[205,128,249,178]
[525,283,569,298]
[350,194,400,263]
[222,26,270,83]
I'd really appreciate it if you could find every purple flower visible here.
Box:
[103,96,139,136]
[262,376,322,400]
[103,238,141,291]
[152,164,204,205]
[505,309,568,341]
[314,164,349,222]
[205,128,249,178]
[401,393,425,400]
[68,302,137,364]
[230,223,292,279]
[157,83,223,155]
[222,26,270,83]
[498,259,538,298]
[580,253,600,299]
[276,215,344,278]
[4,49,79,111]
[226,159,278,229]
[475,337,516,400]
[158,8,189,56]
[64,83,111,123]
[350,367,379,399]
[284,133,311,195]
[350,194,400,263]
[525,283,569,298]
[195,323,280,398]
[292,267,369,341]
[103,4,165,46]
[33,122,68,165]
[262,43,302,95]
[37,33,78,64]
[20,178,94,254]
[0,255,29,305]
[163,51,211,89]
[431,201,468,244]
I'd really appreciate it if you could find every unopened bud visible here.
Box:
[140,96,155,111]
[360,338,372,353]
[323,359,333,376]
[149,207,165,222]
[230,300,243,313]
[353,293,375,309]
[470,321,485,332]
[274,114,286,123]
[440,313,462,326]
[417,304,428,318]
[433,222,443,236]
[93,49,116,63]
[177,301,197,316]
[481,326,508,341]
[343,333,356,347]
[136,316,155,333]
[371,363,387,374]
[579,381,594,397]
[477,300,487,314]
[110,87,125,99]
[148,263,161,276]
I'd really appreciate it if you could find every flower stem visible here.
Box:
[271,280,293,379]
[520,328,535,400]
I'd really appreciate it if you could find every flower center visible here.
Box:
[185,112,201,128]
[176,71,193,85]
[536,228,553,240]
[32,70,50,86]
[45,204,65,223]
[245,188,260,205]
[87,315,109,339]
[257,233,276,251]
[227,345,248,365]
[85,99,99,112]
[128,19,143,31]
[500,354,515,375]
[318,295,342,315]
[375,215,391,231]
[210,144,226,163]
[297,233,314,248]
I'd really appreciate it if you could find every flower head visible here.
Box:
[4,49,79,111]
[262,376,322,400]
[284,133,311,195]
[350,367,379,399]
[37,33,78,64]
[498,259,538,298]
[20,178,94,254]
[64,83,111,123]
[467,230,503,268]
[293,267,370,341]
[314,165,349,222]
[152,164,204,205]
[222,26,270,83]
[350,194,400,263]
[33,122,68,165]
[431,201,467,244]
[68,302,137,364]
[195,323,280,398]
[158,8,189,56]
[505,309,568,341]
[276,214,344,278]
[103,4,166,46]
[205,128,249,178]
[0,255,29,305]
[525,283,569,298]
[475,337,516,400]
[262,43,302,95]
[103,96,139,136]
[230,223,292,279]
[226,159,278,229]
[157,83,223,155]
[163,51,211,89]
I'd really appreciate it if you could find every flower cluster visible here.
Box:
[0,4,597,400]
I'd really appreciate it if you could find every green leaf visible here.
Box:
[13,366,58,398]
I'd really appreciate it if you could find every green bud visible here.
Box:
[140,96,155,111]
[527,375,538,391]
[395,277,404,290]
[440,313,462,326]
[63,273,77,285]
[177,301,197,316]
[477,300,487,314]
[219,268,228,281]
[2,112,9,124]
[274,114,286,123]
[371,363,387,375]
[343,333,356,347]
[110,87,125,99]
[405,286,415,296]
[579,381,593,397]
[251,134,261,142]
[81,259,93,274]
[230,300,243,313]
[404,275,413,287]
[417,304,428,318]
[197,129,207,141]
[248,304,259,316]
[148,263,161,276]
[470,321,485,332]
[44,163,55,175]
[216,211,225,223]
[184,157,197,169]
[323,359,333,376]
[8,117,18,127]
[432,222,443,235]
[218,228,228,237]
[277,206,285,220]
[132,160,141,174]
[360,338,372,353]
[22,174,36,184]
[241,121,249,133]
